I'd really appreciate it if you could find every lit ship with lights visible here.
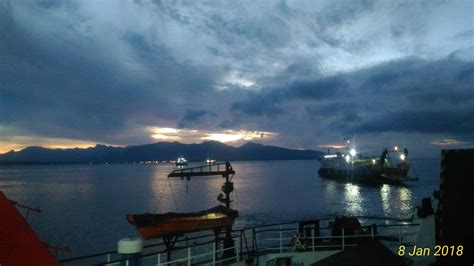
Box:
[318,146,416,185]
[205,158,217,165]
[175,156,188,166]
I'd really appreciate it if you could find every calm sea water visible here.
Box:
[0,159,439,259]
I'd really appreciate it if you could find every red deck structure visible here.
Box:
[0,191,59,266]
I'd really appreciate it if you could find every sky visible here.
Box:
[0,0,473,156]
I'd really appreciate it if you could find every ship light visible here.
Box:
[324,154,338,158]
[394,146,398,151]
[350,148,356,157]
[345,155,351,162]
[372,159,376,164]
[400,154,406,161]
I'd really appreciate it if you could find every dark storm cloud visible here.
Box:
[356,108,474,134]
[0,0,218,144]
[306,102,363,124]
[231,77,349,117]
[339,58,473,135]
[218,118,244,129]
[286,78,349,99]
[360,57,474,97]
[177,109,216,129]
[231,95,286,117]
[232,56,473,137]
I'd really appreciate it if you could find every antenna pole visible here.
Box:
[222,162,235,258]
[222,162,234,208]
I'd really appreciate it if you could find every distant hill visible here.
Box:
[0,141,323,164]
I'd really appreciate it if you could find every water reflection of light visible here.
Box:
[325,181,336,194]
[344,183,362,214]
[380,184,391,216]
[345,183,359,197]
[399,187,411,201]
[398,187,412,212]
[150,167,181,211]
[150,165,231,213]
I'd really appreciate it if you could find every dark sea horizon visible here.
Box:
[0,158,440,259]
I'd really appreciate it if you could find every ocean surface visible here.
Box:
[0,159,439,259]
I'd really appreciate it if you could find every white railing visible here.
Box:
[61,221,419,266]
[102,239,241,266]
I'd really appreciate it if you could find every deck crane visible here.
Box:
[167,161,237,260]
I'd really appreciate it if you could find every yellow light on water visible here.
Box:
[344,183,362,213]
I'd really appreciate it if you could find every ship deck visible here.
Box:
[59,216,424,265]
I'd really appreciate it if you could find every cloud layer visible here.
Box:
[0,0,472,155]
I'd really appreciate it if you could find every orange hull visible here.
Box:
[129,216,234,239]
[127,206,238,240]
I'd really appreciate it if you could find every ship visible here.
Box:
[175,156,188,166]
[318,146,416,185]
[205,158,217,165]
[127,205,238,240]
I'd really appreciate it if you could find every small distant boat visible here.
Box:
[126,205,238,239]
[318,146,416,185]
[176,156,188,166]
[205,158,216,165]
